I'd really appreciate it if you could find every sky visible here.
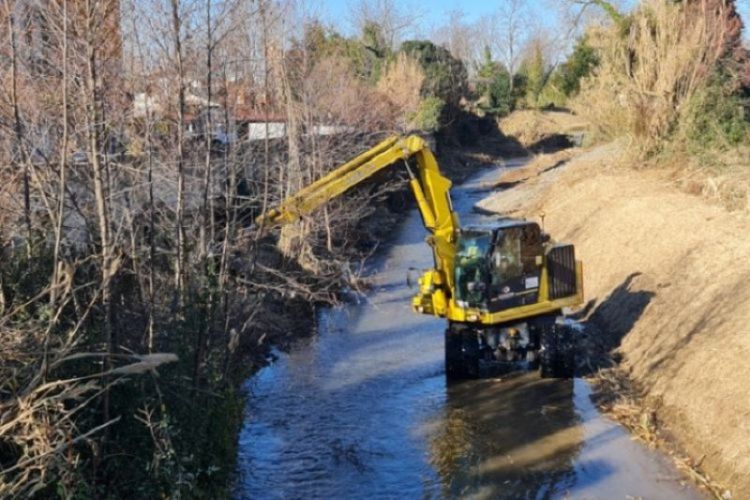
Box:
[320,0,562,38]
[319,0,750,42]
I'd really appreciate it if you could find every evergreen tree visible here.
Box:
[398,40,469,108]
[523,41,546,108]
[475,46,512,115]
[559,35,599,97]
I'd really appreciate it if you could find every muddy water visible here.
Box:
[235,161,702,499]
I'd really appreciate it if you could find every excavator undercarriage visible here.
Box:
[445,317,577,379]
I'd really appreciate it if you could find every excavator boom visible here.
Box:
[258,134,585,379]
[258,135,583,353]
[257,135,457,235]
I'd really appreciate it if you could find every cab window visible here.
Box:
[489,225,542,286]
[454,231,492,306]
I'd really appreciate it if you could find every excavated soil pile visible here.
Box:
[477,142,750,496]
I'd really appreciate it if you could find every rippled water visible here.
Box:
[235,161,702,499]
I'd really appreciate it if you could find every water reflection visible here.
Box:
[428,374,582,498]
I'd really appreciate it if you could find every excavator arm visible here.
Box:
[256,135,459,317]
[257,135,457,233]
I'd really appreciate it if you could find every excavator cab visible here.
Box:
[447,220,581,380]
[454,222,544,312]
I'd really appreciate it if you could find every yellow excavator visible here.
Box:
[257,135,584,379]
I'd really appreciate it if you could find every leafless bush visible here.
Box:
[266,38,410,283]
[0,301,177,498]
[303,56,397,132]
[0,0,428,494]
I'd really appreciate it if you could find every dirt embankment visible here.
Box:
[497,110,589,152]
[478,141,750,497]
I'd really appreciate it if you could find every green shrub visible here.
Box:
[475,47,512,116]
[523,42,547,109]
[558,35,599,97]
[679,74,749,151]
[410,97,444,132]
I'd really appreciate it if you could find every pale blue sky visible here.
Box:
[323,0,566,34]
[318,0,750,41]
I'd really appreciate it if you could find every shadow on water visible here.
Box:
[426,372,701,500]
[427,374,587,498]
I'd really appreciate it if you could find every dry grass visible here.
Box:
[0,349,177,497]
[498,110,588,148]
[591,368,728,500]
[596,142,750,214]
[0,284,178,497]
[657,149,750,213]
[486,149,578,187]
[574,1,736,156]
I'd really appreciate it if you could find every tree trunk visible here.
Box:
[171,0,186,302]
[51,0,70,311]
[5,0,32,251]
[83,0,114,486]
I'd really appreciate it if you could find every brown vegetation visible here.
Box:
[376,53,425,129]
[498,110,588,148]
[0,0,420,495]
[574,0,748,155]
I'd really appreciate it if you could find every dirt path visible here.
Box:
[234,161,702,499]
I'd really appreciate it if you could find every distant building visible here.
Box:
[132,75,347,147]
[224,82,286,141]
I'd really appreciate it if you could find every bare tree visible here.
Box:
[51,0,70,312]
[0,0,442,494]
[348,0,422,49]
[431,9,480,72]
[170,0,187,299]
[3,0,32,248]
[480,0,529,91]
[550,0,627,39]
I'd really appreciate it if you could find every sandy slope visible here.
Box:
[478,142,750,496]
[497,110,589,147]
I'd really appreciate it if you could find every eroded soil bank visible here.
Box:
[478,142,750,497]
